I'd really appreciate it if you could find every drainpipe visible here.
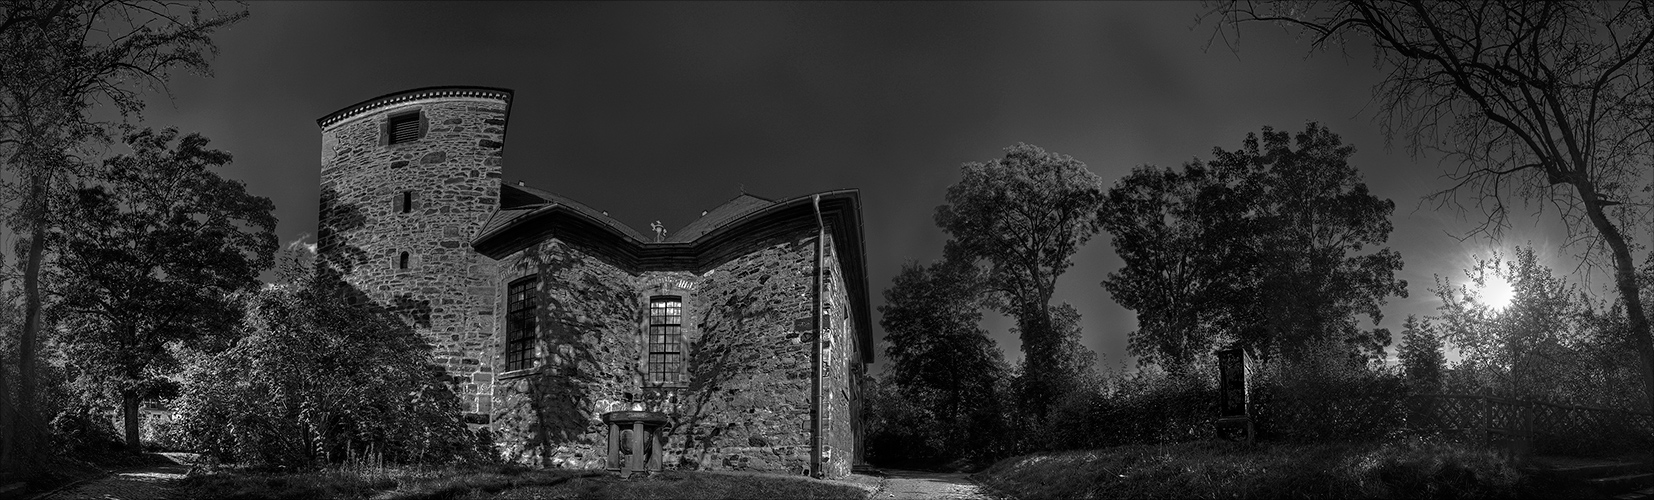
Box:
[811,194,824,479]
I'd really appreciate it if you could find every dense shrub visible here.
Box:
[174,258,477,468]
[1042,365,1217,451]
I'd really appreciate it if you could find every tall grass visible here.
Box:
[973,440,1525,500]
[175,466,866,500]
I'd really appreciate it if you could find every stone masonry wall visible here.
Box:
[490,229,861,477]
[318,96,507,419]
[822,234,857,479]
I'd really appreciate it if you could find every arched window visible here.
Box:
[398,251,410,270]
[646,296,684,386]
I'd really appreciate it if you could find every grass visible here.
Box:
[174,465,869,500]
[972,440,1534,500]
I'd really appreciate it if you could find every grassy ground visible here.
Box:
[174,465,869,500]
[972,440,1535,500]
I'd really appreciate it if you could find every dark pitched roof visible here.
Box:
[494,183,646,241]
[666,194,775,242]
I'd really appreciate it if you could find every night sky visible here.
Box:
[130,1,1602,371]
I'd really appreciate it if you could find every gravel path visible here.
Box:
[867,469,1001,500]
[36,453,195,500]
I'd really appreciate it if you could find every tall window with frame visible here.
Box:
[647,297,684,386]
[505,277,538,372]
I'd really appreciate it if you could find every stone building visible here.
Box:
[315,86,871,478]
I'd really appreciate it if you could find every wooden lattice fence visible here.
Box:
[1247,393,1654,454]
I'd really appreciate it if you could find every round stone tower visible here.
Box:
[316,86,511,421]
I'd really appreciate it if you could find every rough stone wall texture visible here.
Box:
[317,97,507,418]
[668,231,819,476]
[489,229,861,477]
[490,239,641,468]
[822,235,858,479]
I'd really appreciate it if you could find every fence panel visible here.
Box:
[1247,393,1652,455]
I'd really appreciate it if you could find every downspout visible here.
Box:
[811,194,824,478]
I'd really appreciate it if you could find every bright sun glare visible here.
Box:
[1479,275,1515,310]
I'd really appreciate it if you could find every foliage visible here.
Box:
[0,0,246,472]
[1431,246,1645,409]
[1218,0,1654,411]
[874,257,1011,467]
[934,142,1107,418]
[173,248,477,468]
[48,127,276,454]
[1397,315,1446,392]
[1042,364,1217,451]
[974,440,1523,500]
[1101,123,1405,370]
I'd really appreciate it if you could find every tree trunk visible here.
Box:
[16,202,46,459]
[0,219,10,473]
[123,390,142,455]
[1577,185,1654,413]
[0,317,10,472]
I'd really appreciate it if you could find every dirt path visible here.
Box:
[35,453,195,500]
[864,469,1001,500]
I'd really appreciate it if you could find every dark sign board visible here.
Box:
[1218,348,1246,417]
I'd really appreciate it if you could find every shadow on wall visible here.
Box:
[500,242,627,467]
[494,235,816,474]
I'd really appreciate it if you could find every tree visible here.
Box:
[877,257,1009,464]
[0,0,245,466]
[1217,0,1654,410]
[176,245,476,467]
[50,128,276,453]
[1397,315,1445,391]
[1429,246,1608,402]
[1101,124,1405,369]
[934,143,1107,418]
[1099,161,1254,370]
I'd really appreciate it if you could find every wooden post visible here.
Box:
[1488,395,1501,447]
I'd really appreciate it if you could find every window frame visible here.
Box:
[503,276,539,373]
[644,295,686,387]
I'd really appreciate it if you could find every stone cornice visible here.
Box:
[317,86,513,129]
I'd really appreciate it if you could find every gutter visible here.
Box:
[811,193,824,479]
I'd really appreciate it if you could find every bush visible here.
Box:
[174,263,477,468]
[48,408,124,455]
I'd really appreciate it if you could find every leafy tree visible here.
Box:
[934,143,1107,417]
[176,246,477,467]
[877,257,1009,464]
[1397,315,1445,391]
[1101,124,1405,369]
[1429,246,1614,403]
[1100,161,1254,370]
[49,128,276,453]
[1217,0,1654,410]
[0,0,245,466]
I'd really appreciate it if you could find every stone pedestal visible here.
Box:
[603,411,670,476]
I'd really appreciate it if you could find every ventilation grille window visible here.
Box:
[388,112,421,145]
